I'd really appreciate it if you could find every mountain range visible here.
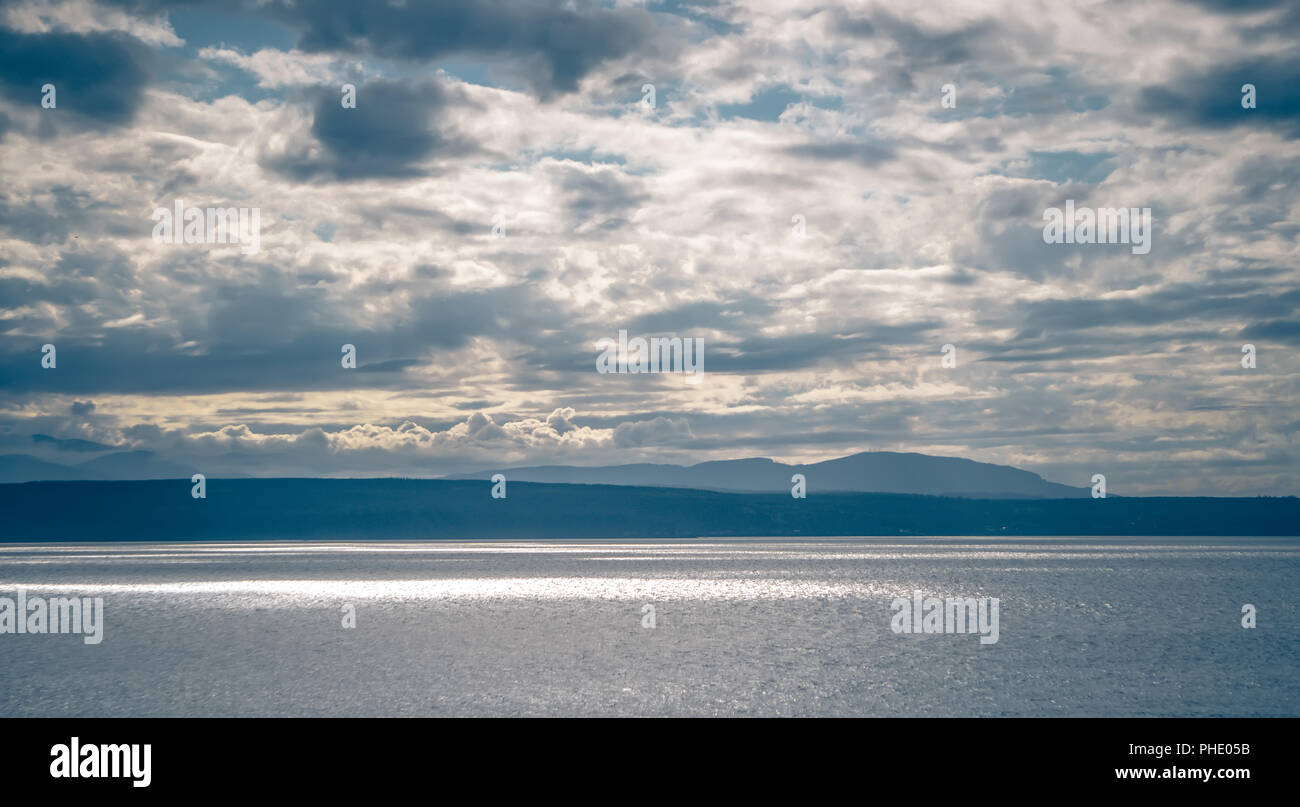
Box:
[0,449,1089,498]
[444,451,1090,498]
[0,450,196,483]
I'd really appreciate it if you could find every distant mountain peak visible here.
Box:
[446,450,1088,498]
[0,447,1085,496]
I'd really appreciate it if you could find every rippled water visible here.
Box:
[1,538,1296,717]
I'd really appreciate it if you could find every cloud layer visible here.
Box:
[1,0,1298,494]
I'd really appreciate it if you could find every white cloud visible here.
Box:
[3,0,183,47]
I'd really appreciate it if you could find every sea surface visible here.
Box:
[1,537,1297,717]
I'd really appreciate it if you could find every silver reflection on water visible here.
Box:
[1,538,1297,717]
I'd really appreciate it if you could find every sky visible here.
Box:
[0,0,1297,495]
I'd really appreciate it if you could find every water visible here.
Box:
[1,537,1296,717]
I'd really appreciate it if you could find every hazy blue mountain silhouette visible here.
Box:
[2,479,1296,541]
[0,449,1085,497]
[0,450,193,482]
[76,450,195,479]
[0,454,80,483]
[446,451,1088,498]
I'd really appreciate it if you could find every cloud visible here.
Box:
[261,79,481,181]
[32,432,111,451]
[198,46,365,89]
[1139,55,1300,138]
[0,26,152,130]
[0,0,1298,496]
[2,0,183,47]
[613,416,694,448]
[258,0,676,99]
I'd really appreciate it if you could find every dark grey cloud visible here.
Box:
[707,322,941,373]
[785,139,895,167]
[1240,320,1300,345]
[263,80,479,181]
[834,10,998,69]
[0,267,587,396]
[1185,0,1293,12]
[356,358,423,373]
[1006,283,1300,336]
[354,205,481,237]
[553,163,649,231]
[259,0,671,99]
[1229,155,1300,210]
[827,8,1044,97]
[623,298,774,333]
[0,246,136,328]
[0,28,151,131]
[32,433,113,452]
[1139,55,1300,137]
